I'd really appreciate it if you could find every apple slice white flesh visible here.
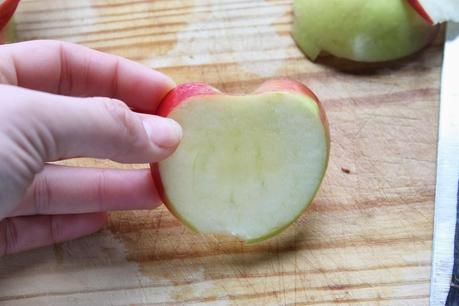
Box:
[156,90,329,243]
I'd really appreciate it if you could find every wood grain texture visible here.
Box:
[0,0,442,305]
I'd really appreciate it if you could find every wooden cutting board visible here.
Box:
[0,0,442,304]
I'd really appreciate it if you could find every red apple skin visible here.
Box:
[156,83,221,117]
[407,0,434,24]
[151,78,330,238]
[0,0,20,31]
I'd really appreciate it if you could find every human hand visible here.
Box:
[0,40,181,255]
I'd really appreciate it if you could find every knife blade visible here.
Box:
[430,22,459,306]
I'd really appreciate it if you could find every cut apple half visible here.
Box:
[152,79,330,243]
[292,0,437,62]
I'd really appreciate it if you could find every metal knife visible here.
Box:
[430,22,459,306]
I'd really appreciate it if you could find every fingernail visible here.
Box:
[142,116,182,148]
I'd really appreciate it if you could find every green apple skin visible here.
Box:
[292,0,437,62]
[152,79,330,243]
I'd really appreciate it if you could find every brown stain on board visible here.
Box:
[266,0,293,37]
[341,167,351,174]
[89,0,198,61]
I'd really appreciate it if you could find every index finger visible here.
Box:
[0,40,174,113]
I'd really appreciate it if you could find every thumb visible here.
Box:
[1,84,182,163]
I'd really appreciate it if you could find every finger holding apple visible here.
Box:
[151,79,330,243]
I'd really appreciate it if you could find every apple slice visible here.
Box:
[152,79,330,243]
[292,0,437,62]
[408,0,459,24]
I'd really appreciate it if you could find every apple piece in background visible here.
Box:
[0,0,20,44]
[292,0,437,63]
[151,79,330,243]
[408,0,459,24]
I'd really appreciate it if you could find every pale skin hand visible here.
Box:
[0,40,182,255]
